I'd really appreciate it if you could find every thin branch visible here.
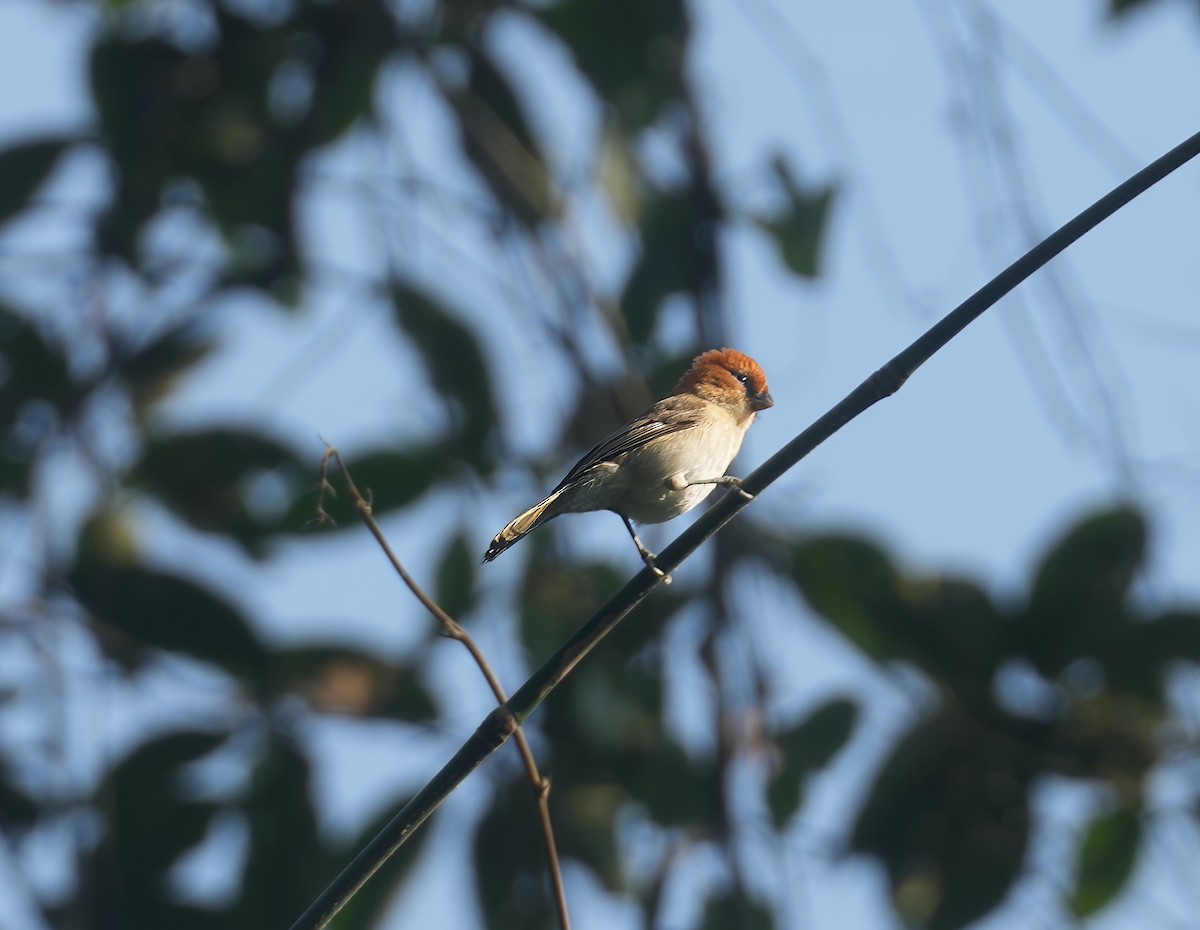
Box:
[289,128,1200,930]
[311,446,572,930]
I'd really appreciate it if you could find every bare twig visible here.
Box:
[312,446,572,930]
[289,128,1200,930]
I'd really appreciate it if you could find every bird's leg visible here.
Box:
[620,516,671,584]
[668,474,755,501]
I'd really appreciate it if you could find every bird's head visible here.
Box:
[673,348,773,420]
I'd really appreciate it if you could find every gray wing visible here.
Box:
[553,396,701,491]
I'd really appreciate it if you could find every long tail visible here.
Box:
[483,489,563,562]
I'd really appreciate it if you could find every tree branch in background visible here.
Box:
[309,446,572,930]
[290,127,1200,930]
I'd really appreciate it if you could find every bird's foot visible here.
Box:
[729,478,755,502]
[646,557,672,585]
[671,474,754,501]
[638,549,671,585]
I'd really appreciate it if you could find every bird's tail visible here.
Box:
[483,490,563,562]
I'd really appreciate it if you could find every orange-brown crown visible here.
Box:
[672,348,773,411]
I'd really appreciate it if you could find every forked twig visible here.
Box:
[312,446,571,930]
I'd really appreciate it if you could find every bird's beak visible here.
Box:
[750,390,774,411]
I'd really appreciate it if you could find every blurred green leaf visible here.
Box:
[1108,0,1162,16]
[701,890,775,930]
[0,138,69,227]
[132,428,312,557]
[1047,690,1160,782]
[535,656,674,886]
[754,158,835,278]
[0,303,78,424]
[0,765,39,833]
[765,764,804,833]
[0,304,79,499]
[109,729,226,803]
[905,578,1006,706]
[557,656,663,760]
[537,0,689,130]
[300,0,397,145]
[628,740,720,830]
[92,2,396,285]
[1070,802,1141,917]
[554,779,624,890]
[392,283,498,473]
[0,452,29,500]
[378,669,438,722]
[441,44,554,227]
[518,532,689,659]
[789,535,907,661]
[1013,507,1146,677]
[115,324,214,415]
[90,34,188,262]
[70,546,268,681]
[1140,609,1200,664]
[231,731,322,928]
[852,709,1032,930]
[160,7,294,283]
[611,581,693,658]
[620,191,700,344]
[775,697,857,765]
[1032,505,1146,611]
[92,19,284,270]
[767,697,857,826]
[519,539,628,659]
[474,775,558,930]
[269,645,435,721]
[435,530,476,620]
[88,731,226,930]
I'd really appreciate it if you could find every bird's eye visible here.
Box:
[735,372,749,384]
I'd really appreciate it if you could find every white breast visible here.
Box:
[617,410,752,524]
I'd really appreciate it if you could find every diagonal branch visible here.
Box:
[289,127,1200,930]
[312,446,571,930]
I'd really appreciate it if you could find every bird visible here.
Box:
[483,348,773,579]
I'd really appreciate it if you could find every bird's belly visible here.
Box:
[622,481,717,524]
[618,430,739,524]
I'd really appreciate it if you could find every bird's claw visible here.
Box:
[644,555,672,585]
[720,476,754,501]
